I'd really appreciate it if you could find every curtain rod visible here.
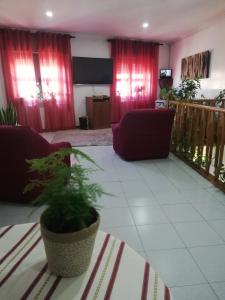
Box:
[107,39,163,45]
[0,27,76,38]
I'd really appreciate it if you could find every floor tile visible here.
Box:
[146,249,206,287]
[125,192,158,207]
[193,202,225,220]
[121,180,150,195]
[162,204,203,223]
[174,221,224,247]
[89,169,119,182]
[100,181,123,195]
[98,194,128,208]
[113,161,140,180]
[189,173,214,188]
[145,175,178,193]
[168,171,201,190]
[100,207,134,228]
[104,226,144,252]
[211,282,225,300]
[97,181,128,208]
[0,206,44,227]
[0,209,43,227]
[178,165,214,188]
[153,189,189,205]
[171,284,218,300]
[208,219,225,241]
[137,224,185,250]
[135,162,161,178]
[121,181,157,206]
[0,213,31,227]
[190,245,225,282]
[179,188,218,203]
[0,203,33,215]
[214,191,225,203]
[131,205,169,225]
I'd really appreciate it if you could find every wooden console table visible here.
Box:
[86,97,111,129]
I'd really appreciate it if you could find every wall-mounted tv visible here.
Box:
[160,69,172,78]
[72,57,113,84]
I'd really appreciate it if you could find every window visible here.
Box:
[14,58,37,101]
[13,52,64,103]
[116,72,150,100]
[39,64,61,102]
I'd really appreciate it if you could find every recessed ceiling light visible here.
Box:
[142,22,149,28]
[46,11,53,17]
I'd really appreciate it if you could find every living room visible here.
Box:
[0,1,225,299]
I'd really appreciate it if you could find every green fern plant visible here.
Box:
[0,103,17,125]
[25,148,107,234]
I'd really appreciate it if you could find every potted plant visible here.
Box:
[0,103,17,125]
[155,88,171,108]
[25,148,106,277]
[172,78,201,100]
[215,89,225,107]
[160,88,170,100]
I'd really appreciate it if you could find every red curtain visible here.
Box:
[0,29,42,131]
[110,39,159,123]
[37,32,75,131]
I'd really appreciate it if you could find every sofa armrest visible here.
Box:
[111,123,120,133]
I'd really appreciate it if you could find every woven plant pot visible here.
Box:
[40,209,100,277]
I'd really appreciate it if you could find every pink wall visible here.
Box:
[0,55,6,108]
[170,17,225,98]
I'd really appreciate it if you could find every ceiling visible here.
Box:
[0,0,224,42]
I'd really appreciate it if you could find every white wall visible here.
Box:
[71,34,110,125]
[158,43,170,96]
[0,55,6,108]
[71,34,170,125]
[170,17,225,98]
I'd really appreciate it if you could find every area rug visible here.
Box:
[51,128,113,146]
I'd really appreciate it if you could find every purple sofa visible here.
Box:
[111,109,175,161]
[0,126,71,203]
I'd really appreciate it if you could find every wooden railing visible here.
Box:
[188,99,225,108]
[169,100,225,192]
[191,99,225,108]
[172,99,225,108]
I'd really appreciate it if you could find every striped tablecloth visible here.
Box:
[0,223,172,300]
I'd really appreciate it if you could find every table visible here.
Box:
[0,223,172,300]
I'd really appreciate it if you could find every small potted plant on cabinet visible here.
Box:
[25,148,105,277]
[0,103,17,125]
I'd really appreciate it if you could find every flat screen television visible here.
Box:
[73,57,113,84]
[160,69,172,78]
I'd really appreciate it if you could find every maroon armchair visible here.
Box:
[112,109,175,161]
[0,126,71,203]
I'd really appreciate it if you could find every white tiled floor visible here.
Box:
[1,145,225,300]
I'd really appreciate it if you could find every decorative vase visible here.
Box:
[40,209,100,277]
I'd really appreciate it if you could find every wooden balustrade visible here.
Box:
[191,99,225,108]
[169,100,225,192]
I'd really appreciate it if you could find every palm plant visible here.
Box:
[25,148,106,233]
[0,103,17,125]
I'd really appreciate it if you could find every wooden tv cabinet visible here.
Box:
[86,97,111,129]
